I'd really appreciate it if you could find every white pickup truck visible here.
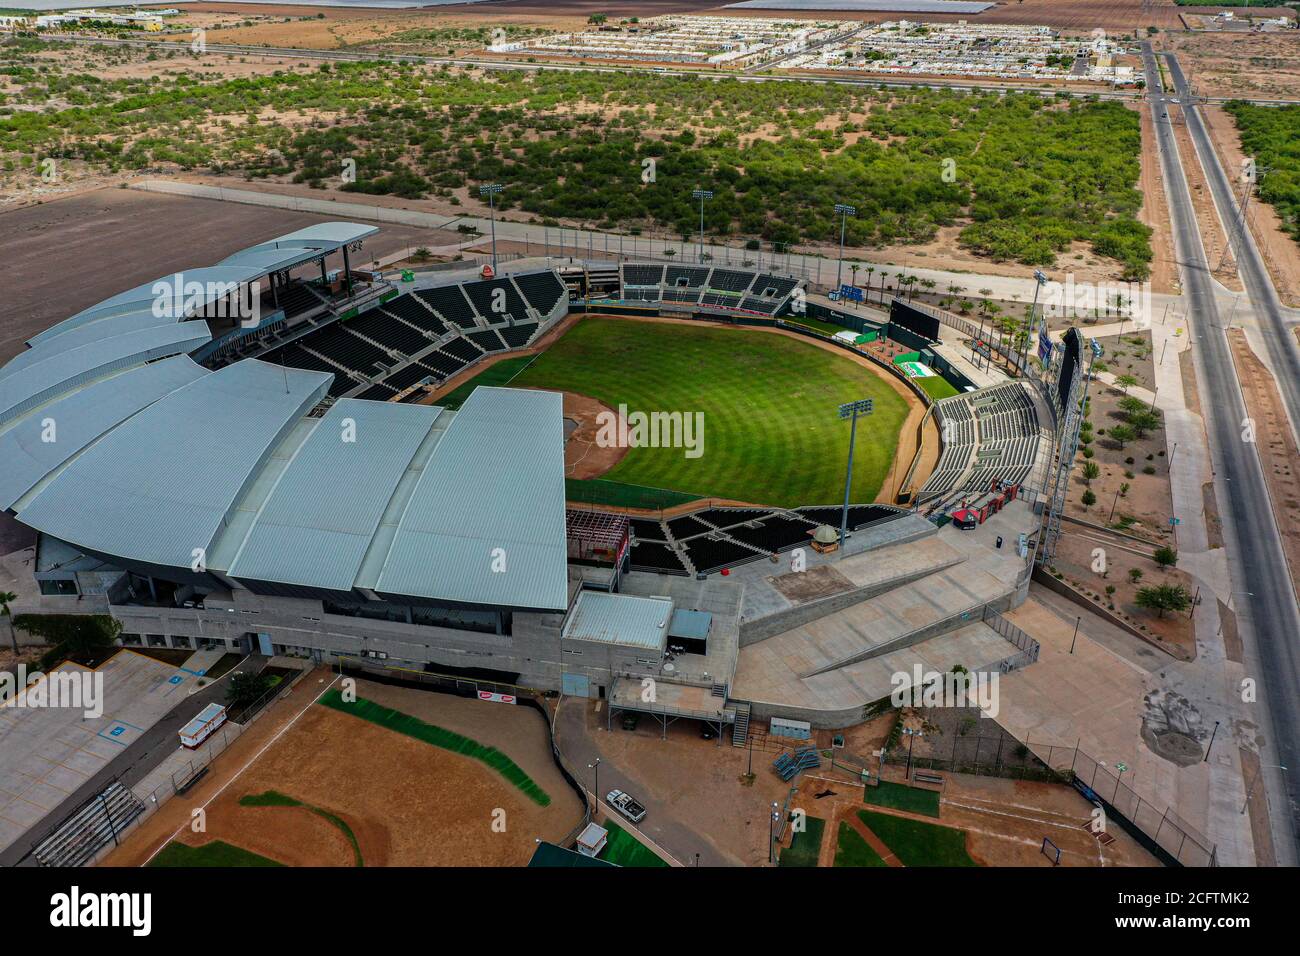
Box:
[606,789,647,824]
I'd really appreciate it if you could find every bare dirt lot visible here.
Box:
[1169,107,1243,293]
[1135,103,1180,296]
[166,680,582,866]
[1202,104,1300,309]
[1162,29,1300,102]
[0,188,439,364]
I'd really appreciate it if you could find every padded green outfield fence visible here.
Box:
[565,478,702,510]
[321,689,551,807]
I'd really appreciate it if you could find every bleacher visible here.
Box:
[463,277,529,324]
[241,270,566,401]
[33,781,145,867]
[514,271,567,316]
[919,383,1041,502]
[611,264,802,316]
[499,322,539,349]
[622,503,902,577]
[415,285,480,330]
[467,328,507,353]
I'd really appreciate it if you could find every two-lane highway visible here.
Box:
[1142,42,1300,861]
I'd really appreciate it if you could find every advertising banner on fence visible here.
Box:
[478,690,517,705]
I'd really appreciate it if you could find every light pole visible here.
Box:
[692,188,713,264]
[902,727,921,778]
[768,801,780,864]
[587,757,601,817]
[1242,764,1286,814]
[1069,615,1081,654]
[836,399,874,553]
[1024,269,1049,374]
[479,183,504,270]
[834,203,856,295]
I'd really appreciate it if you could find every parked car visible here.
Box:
[606,789,647,824]
[622,712,640,731]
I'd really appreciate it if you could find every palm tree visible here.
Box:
[1,591,16,654]
[849,263,860,289]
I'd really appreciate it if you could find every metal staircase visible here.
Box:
[731,700,751,747]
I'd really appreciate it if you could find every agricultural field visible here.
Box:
[510,317,912,507]
[0,41,1150,278]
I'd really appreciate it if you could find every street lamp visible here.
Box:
[902,726,922,778]
[834,203,856,295]
[479,183,504,270]
[692,188,713,264]
[768,801,780,864]
[837,399,874,552]
[587,757,601,817]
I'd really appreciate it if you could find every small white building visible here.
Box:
[575,822,609,858]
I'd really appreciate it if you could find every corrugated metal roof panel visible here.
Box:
[0,356,208,511]
[562,591,672,651]
[17,360,330,570]
[31,266,263,345]
[227,399,443,590]
[0,309,186,385]
[0,323,211,429]
[377,387,568,610]
[236,222,378,253]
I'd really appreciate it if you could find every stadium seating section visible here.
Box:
[920,383,1042,503]
[246,271,565,401]
[618,265,802,316]
[627,504,904,577]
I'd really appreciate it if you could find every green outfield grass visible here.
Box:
[149,840,284,868]
[777,815,826,867]
[915,375,961,401]
[862,780,942,818]
[857,809,977,867]
[511,318,911,506]
[435,355,537,410]
[599,821,670,867]
[833,822,889,868]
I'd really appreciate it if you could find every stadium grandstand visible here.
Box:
[917,382,1048,503]
[1,221,1051,764]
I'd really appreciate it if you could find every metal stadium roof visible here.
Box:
[0,322,211,429]
[0,355,208,511]
[29,222,377,347]
[376,386,569,611]
[0,309,185,384]
[225,399,444,591]
[562,591,672,652]
[17,359,330,570]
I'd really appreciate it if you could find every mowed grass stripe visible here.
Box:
[320,689,551,807]
[511,318,909,507]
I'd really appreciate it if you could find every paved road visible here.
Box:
[1142,42,1300,861]
[0,653,267,867]
[1164,52,1300,436]
[554,697,737,867]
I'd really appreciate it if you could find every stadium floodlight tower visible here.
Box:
[1023,268,1049,373]
[692,188,713,264]
[479,183,505,269]
[836,398,874,553]
[834,203,856,294]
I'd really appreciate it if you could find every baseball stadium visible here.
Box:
[1,219,1084,754]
